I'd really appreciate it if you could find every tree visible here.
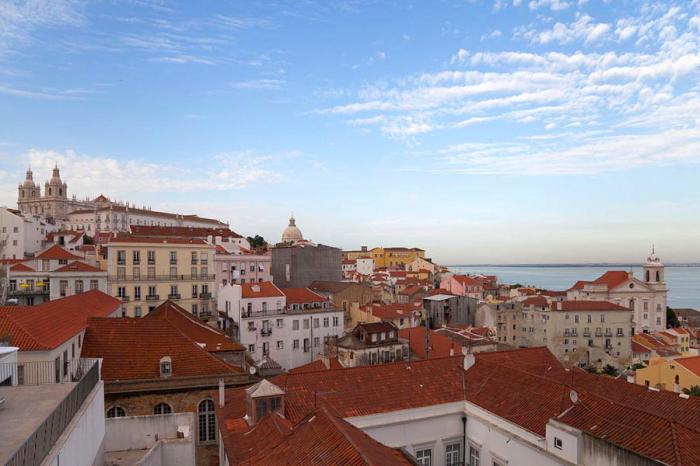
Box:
[583,365,599,374]
[630,362,646,371]
[246,235,267,249]
[82,235,94,245]
[602,364,619,377]
[682,385,700,397]
[667,306,680,328]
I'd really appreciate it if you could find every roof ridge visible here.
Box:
[670,420,683,466]
[320,405,382,465]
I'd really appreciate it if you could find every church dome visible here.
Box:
[281,214,303,243]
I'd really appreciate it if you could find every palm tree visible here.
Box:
[682,385,700,397]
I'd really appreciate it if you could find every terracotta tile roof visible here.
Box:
[364,303,418,320]
[241,281,284,299]
[280,288,329,305]
[354,321,397,335]
[551,300,631,311]
[398,284,424,296]
[129,225,242,238]
[0,291,121,350]
[309,281,355,294]
[217,346,700,465]
[287,359,329,374]
[35,245,83,261]
[10,263,35,272]
[426,288,455,296]
[45,230,83,244]
[399,326,462,359]
[215,245,231,255]
[570,271,631,291]
[54,261,104,273]
[675,356,700,377]
[145,301,245,352]
[632,341,652,354]
[522,295,548,307]
[452,275,483,286]
[106,234,211,245]
[81,315,243,381]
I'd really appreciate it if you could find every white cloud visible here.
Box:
[481,29,503,41]
[515,14,611,44]
[450,48,469,65]
[528,0,570,11]
[0,0,81,53]
[229,79,285,90]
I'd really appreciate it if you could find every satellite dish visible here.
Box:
[570,390,578,404]
[248,366,257,375]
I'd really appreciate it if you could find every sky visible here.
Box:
[1,0,700,265]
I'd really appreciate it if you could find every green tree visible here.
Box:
[682,385,700,397]
[667,306,680,328]
[584,365,599,374]
[602,364,619,377]
[82,235,94,245]
[246,235,267,249]
[630,363,646,371]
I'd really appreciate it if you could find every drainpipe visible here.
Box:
[462,414,467,466]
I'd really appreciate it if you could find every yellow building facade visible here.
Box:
[635,356,700,392]
[343,247,425,268]
[101,237,215,319]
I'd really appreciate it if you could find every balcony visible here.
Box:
[604,330,613,337]
[199,292,212,300]
[261,328,272,337]
[119,296,130,302]
[170,259,177,265]
[617,331,625,337]
[148,259,156,265]
[583,330,591,337]
[167,293,181,300]
[146,294,160,301]
[9,288,49,296]
[117,260,126,265]
[200,259,208,265]
[108,274,215,282]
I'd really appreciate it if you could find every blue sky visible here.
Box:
[1,0,700,264]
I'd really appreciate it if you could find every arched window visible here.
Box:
[646,270,650,282]
[198,399,216,443]
[656,271,660,282]
[107,406,126,418]
[154,402,172,415]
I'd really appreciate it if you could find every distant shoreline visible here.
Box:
[449,263,700,268]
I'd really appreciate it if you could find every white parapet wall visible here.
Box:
[105,412,196,466]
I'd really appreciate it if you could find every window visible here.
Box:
[192,284,198,298]
[191,267,198,279]
[293,339,300,349]
[303,319,310,330]
[554,437,563,449]
[248,344,255,353]
[148,285,157,297]
[147,267,156,280]
[133,250,140,264]
[117,250,126,264]
[333,316,339,326]
[323,317,329,327]
[134,306,142,317]
[170,251,177,264]
[75,280,84,294]
[107,406,126,418]
[277,340,284,350]
[198,399,216,443]
[415,448,432,466]
[147,250,156,264]
[293,320,299,330]
[17,364,24,385]
[134,286,141,300]
[276,318,283,328]
[445,443,462,466]
[191,251,198,265]
[469,445,480,466]
[117,286,126,298]
[313,318,320,328]
[160,357,172,377]
[314,337,320,347]
[154,402,172,415]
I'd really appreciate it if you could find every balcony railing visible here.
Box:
[109,274,215,282]
[146,294,160,301]
[241,308,285,318]
[119,296,130,302]
[583,330,591,337]
[9,288,50,296]
[605,330,613,337]
[199,292,212,300]
[261,328,272,337]
[170,259,177,265]
[167,294,181,300]
[4,359,100,466]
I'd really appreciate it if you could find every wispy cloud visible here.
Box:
[229,79,285,90]
[0,0,82,54]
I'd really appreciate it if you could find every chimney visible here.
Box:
[219,379,225,407]
[463,349,475,371]
[626,371,636,384]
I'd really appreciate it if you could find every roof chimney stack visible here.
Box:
[219,378,225,407]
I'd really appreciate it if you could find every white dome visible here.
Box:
[282,215,303,243]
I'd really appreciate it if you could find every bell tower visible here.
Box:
[643,246,665,290]
[17,167,39,214]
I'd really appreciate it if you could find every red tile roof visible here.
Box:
[522,295,548,307]
[452,275,483,286]
[54,261,104,273]
[551,300,631,312]
[81,314,242,381]
[241,281,284,299]
[217,346,700,465]
[675,356,700,377]
[35,245,83,261]
[106,234,211,245]
[145,301,245,352]
[0,291,121,350]
[45,230,83,244]
[129,225,242,239]
[399,326,462,359]
[364,303,418,320]
[398,284,424,296]
[280,288,328,305]
[570,271,631,291]
[10,263,35,272]
[215,245,231,255]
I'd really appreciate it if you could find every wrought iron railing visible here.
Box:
[109,274,215,282]
[4,359,100,466]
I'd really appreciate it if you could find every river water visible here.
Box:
[449,265,700,309]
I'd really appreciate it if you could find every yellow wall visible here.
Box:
[106,241,215,318]
[635,357,700,392]
[344,247,425,267]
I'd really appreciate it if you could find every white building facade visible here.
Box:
[0,207,56,260]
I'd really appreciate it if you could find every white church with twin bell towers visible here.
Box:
[17,165,226,232]
[567,248,668,333]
